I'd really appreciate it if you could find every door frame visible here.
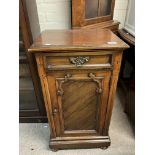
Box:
[52,71,111,137]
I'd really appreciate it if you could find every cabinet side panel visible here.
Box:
[104,52,123,134]
[35,54,56,138]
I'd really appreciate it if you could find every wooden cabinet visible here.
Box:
[19,0,47,122]
[72,0,119,33]
[29,29,129,150]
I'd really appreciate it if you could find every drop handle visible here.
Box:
[52,108,58,116]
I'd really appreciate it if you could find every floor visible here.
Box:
[19,92,135,155]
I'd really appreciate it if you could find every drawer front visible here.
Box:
[43,53,113,71]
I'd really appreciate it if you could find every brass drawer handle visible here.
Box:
[88,73,102,94]
[69,56,89,67]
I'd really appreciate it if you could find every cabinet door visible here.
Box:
[72,0,115,27]
[85,0,99,19]
[85,0,113,19]
[85,0,114,25]
[99,0,113,16]
[47,71,111,137]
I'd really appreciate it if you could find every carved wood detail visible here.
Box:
[88,73,103,93]
[57,73,72,96]
[57,73,103,97]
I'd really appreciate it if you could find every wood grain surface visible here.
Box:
[28,29,129,52]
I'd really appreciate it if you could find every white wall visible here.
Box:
[124,0,135,35]
[114,0,128,28]
[36,0,71,31]
[25,0,41,41]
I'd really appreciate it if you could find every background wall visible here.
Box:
[114,0,128,28]
[26,0,129,39]
[124,0,135,35]
[25,0,41,41]
[36,0,71,31]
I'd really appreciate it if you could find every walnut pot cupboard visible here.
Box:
[29,29,129,150]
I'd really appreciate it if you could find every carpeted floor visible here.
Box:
[19,92,135,155]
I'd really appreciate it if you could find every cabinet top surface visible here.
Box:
[28,29,129,52]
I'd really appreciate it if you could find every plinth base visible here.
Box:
[49,136,111,151]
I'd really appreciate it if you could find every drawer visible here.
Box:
[43,53,113,71]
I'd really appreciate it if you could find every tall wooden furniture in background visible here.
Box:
[118,29,135,129]
[19,0,47,122]
[117,0,135,129]
[29,29,129,150]
[72,0,120,33]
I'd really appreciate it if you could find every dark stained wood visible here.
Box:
[19,116,48,123]
[118,29,135,129]
[29,29,129,150]
[19,63,31,77]
[118,29,135,45]
[19,0,47,122]
[19,109,40,117]
[19,52,28,64]
[19,0,32,48]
